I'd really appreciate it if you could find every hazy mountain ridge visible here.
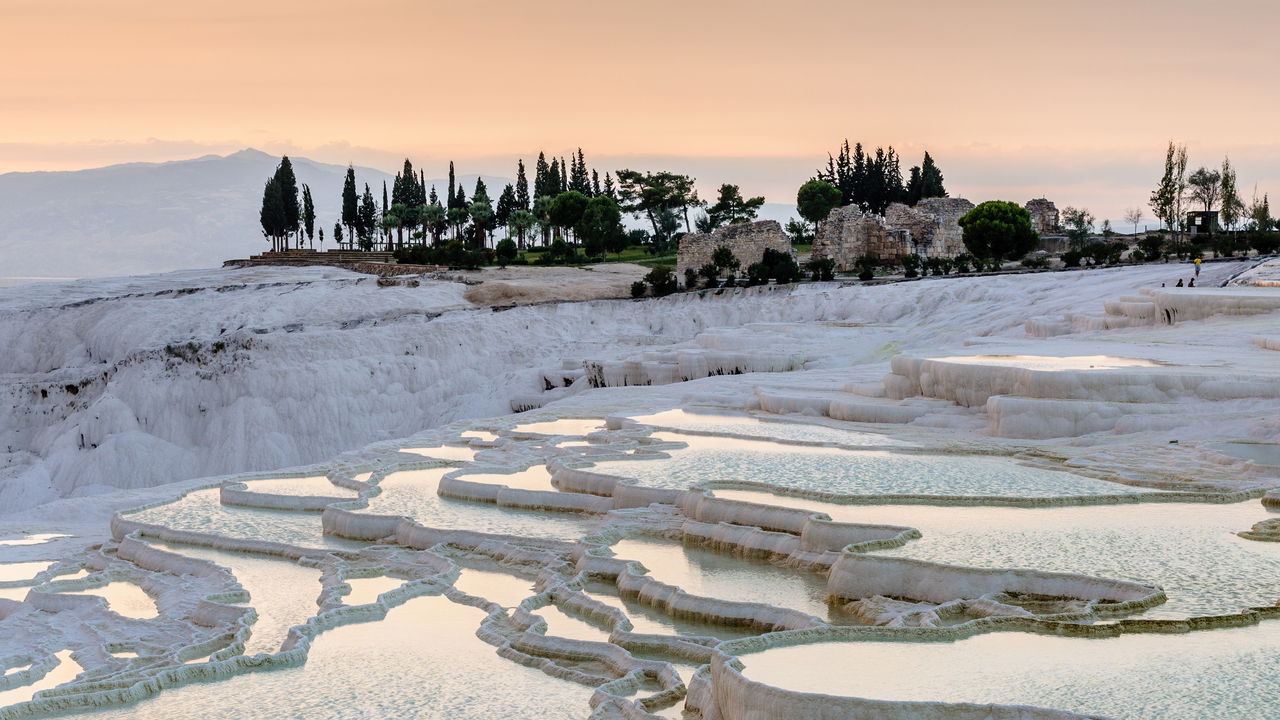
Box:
[0,150,511,278]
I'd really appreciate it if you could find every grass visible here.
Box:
[514,244,676,269]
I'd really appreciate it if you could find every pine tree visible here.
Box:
[569,148,591,194]
[358,184,378,250]
[496,184,517,230]
[560,157,569,193]
[382,181,389,217]
[516,159,530,210]
[906,166,923,205]
[918,152,947,200]
[473,177,489,206]
[591,170,601,197]
[341,166,358,246]
[603,172,617,201]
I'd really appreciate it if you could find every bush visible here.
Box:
[683,268,699,289]
[959,201,1039,261]
[807,257,835,281]
[855,254,876,281]
[495,238,517,265]
[951,253,973,274]
[1061,250,1082,267]
[699,263,720,287]
[1138,235,1165,261]
[711,246,741,272]
[1246,230,1280,255]
[902,253,922,279]
[630,280,647,298]
[644,265,678,296]
[1021,256,1050,269]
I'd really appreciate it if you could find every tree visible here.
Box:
[468,200,494,248]
[1150,141,1188,235]
[918,152,946,201]
[421,203,447,245]
[534,153,552,199]
[496,184,517,232]
[705,184,765,228]
[1219,156,1244,232]
[495,237,518,265]
[785,218,814,245]
[796,180,842,229]
[1123,207,1143,235]
[447,161,457,210]
[569,148,591,194]
[357,184,378,250]
[550,191,590,242]
[272,156,300,245]
[615,169,695,237]
[341,166,358,248]
[577,195,625,257]
[515,159,530,210]
[711,246,741,274]
[259,177,286,250]
[958,201,1039,260]
[1248,191,1272,231]
[1060,206,1096,249]
[1188,166,1221,212]
[508,209,536,248]
[333,222,343,248]
[602,172,617,201]
[301,184,315,248]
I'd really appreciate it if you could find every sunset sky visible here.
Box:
[4,0,1278,221]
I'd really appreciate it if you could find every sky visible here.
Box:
[3,0,1278,223]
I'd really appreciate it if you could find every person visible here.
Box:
[1175,279,1184,287]
[1161,282,1166,287]
[1194,257,1201,277]
[1188,278,1195,287]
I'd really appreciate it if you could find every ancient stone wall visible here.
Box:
[1025,198,1060,234]
[675,220,792,280]
[812,199,973,270]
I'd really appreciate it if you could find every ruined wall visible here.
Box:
[1025,198,1060,234]
[675,220,792,279]
[813,199,973,270]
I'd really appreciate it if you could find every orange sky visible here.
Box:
[4,0,1278,220]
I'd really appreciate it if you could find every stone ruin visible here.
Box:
[811,197,975,271]
[675,219,792,280]
[1025,198,1060,234]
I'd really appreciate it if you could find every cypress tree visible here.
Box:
[569,148,591,194]
[473,177,489,205]
[272,156,300,242]
[534,152,551,199]
[591,170,601,197]
[906,166,923,205]
[429,185,439,205]
[358,184,378,249]
[341,166,358,245]
[548,158,561,198]
[301,184,315,246]
[603,172,617,201]
[259,177,286,250]
[560,157,569,193]
[516,159,530,210]
[447,161,457,210]
[496,184,517,229]
[382,181,389,218]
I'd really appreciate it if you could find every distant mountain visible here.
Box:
[0,149,512,278]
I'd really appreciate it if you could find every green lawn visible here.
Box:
[515,244,676,269]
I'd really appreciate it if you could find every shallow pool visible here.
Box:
[64,582,156,619]
[0,650,79,709]
[739,622,1280,720]
[72,595,592,719]
[592,438,1151,499]
[238,476,358,497]
[366,469,600,542]
[511,418,606,436]
[715,490,1280,618]
[628,409,906,447]
[399,445,479,462]
[128,489,364,551]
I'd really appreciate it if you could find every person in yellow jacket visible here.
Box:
[1194,257,1201,277]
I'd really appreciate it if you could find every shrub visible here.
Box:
[952,253,973,274]
[711,246,741,272]
[495,238,517,265]
[684,268,699,289]
[1138,235,1165,261]
[699,263,720,286]
[1061,250,1083,267]
[644,265,678,296]
[630,280,647,298]
[1247,230,1280,255]
[807,257,835,281]
[959,201,1039,260]
[1021,256,1050,269]
[855,254,876,281]
[902,253,922,279]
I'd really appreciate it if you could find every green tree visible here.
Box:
[569,148,591,194]
[495,237,518,265]
[301,184,315,248]
[958,201,1039,260]
[515,159,530,210]
[1248,192,1272,231]
[917,152,946,201]
[421,203,448,245]
[532,195,555,244]
[1150,141,1188,234]
[508,209,536,248]
[1219,156,1244,231]
[357,184,378,250]
[496,183,517,231]
[259,177,286,250]
[550,191,590,242]
[614,169,699,235]
[272,156,300,245]
[1188,166,1221,213]
[447,161,457,210]
[796,180,842,229]
[577,195,625,257]
[785,218,814,245]
[341,166,358,247]
[711,246,741,273]
[1060,206,1096,250]
[468,200,494,248]
[333,222,342,248]
[706,184,765,227]
[533,152,552,199]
